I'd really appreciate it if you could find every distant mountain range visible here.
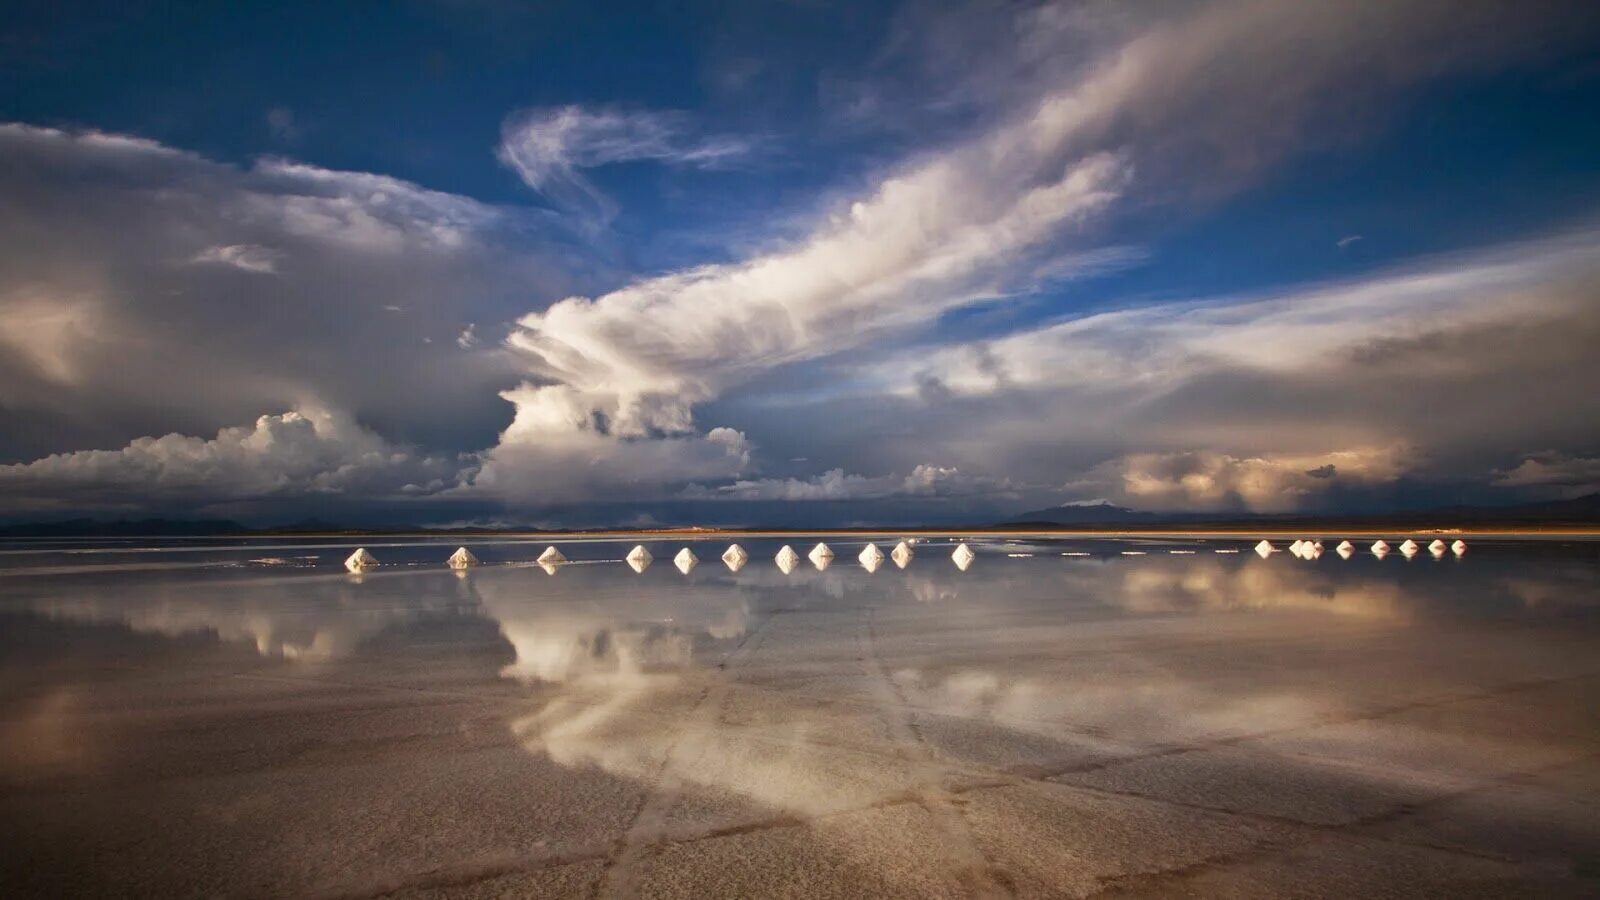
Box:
[1006,493,1600,528]
[1,494,1596,537]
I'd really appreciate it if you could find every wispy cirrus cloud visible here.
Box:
[497,105,756,222]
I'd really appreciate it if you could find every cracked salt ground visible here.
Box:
[0,537,1597,897]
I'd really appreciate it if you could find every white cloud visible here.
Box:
[690,464,1008,502]
[0,407,458,511]
[192,244,282,274]
[498,105,754,220]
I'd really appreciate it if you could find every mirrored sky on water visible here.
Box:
[1,536,1598,897]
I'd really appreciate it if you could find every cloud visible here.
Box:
[688,464,1008,502]
[1107,447,1406,512]
[0,122,581,466]
[0,407,458,513]
[497,105,755,221]
[192,243,282,274]
[1493,452,1600,497]
[1337,235,1363,249]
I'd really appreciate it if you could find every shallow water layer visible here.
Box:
[1,535,1597,898]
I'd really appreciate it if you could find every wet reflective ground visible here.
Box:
[1,535,1597,898]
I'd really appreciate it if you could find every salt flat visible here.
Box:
[0,536,1596,897]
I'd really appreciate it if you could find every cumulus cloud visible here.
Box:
[498,105,754,221]
[0,407,458,513]
[1107,447,1407,513]
[689,464,1009,502]
[1493,452,1600,497]
[0,122,579,465]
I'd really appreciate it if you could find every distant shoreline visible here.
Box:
[3,525,1597,540]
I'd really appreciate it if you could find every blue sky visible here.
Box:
[2,0,1599,526]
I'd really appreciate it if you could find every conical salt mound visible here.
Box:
[1428,539,1447,555]
[1452,539,1467,555]
[861,553,883,573]
[721,544,749,572]
[808,543,834,566]
[952,542,975,571]
[858,543,884,565]
[674,547,698,574]
[1371,540,1389,553]
[537,546,566,565]
[626,545,652,573]
[891,540,913,568]
[1336,540,1354,553]
[1399,539,1419,553]
[344,547,378,572]
[775,545,799,573]
[1254,540,1274,558]
[1337,543,1354,559]
[447,547,479,569]
[1290,540,1305,553]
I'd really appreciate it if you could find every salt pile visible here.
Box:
[674,548,698,574]
[344,548,378,572]
[626,545,652,573]
[952,543,976,571]
[1400,539,1419,559]
[1255,540,1274,558]
[537,546,566,565]
[1429,539,1447,556]
[1452,539,1468,555]
[1371,540,1390,558]
[808,543,835,568]
[447,547,479,569]
[722,544,749,572]
[775,545,800,574]
[891,540,914,568]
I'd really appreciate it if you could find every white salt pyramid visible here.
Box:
[1337,543,1354,559]
[1371,540,1390,558]
[951,542,976,570]
[626,545,652,573]
[891,540,914,568]
[537,546,566,565]
[951,544,975,571]
[1452,539,1467,555]
[1255,540,1274,558]
[858,543,885,566]
[1290,540,1305,553]
[808,543,834,567]
[721,544,748,572]
[861,552,883,573]
[1399,539,1419,554]
[775,545,799,574]
[674,548,698,574]
[1428,539,1447,556]
[447,547,479,569]
[344,547,378,572]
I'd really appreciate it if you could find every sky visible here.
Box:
[2,0,1599,527]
